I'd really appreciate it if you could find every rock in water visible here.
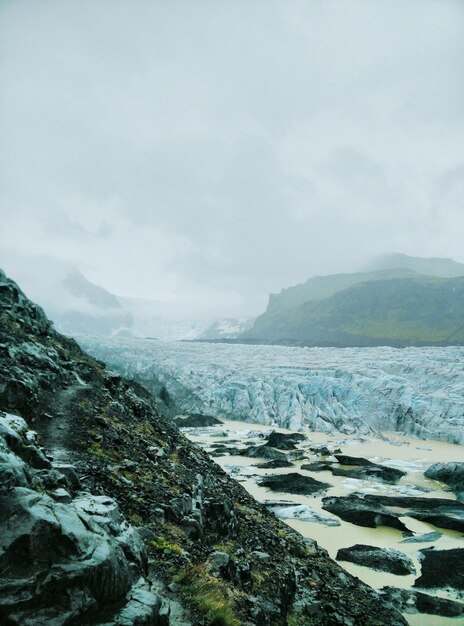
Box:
[424,462,464,500]
[259,472,331,495]
[380,587,464,617]
[264,431,306,450]
[322,494,464,533]
[336,544,416,575]
[174,413,223,427]
[415,548,464,590]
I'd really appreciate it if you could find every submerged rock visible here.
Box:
[336,544,416,575]
[259,472,331,496]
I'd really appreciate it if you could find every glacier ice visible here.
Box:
[79,338,464,444]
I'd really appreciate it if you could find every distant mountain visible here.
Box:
[366,253,464,278]
[198,317,255,340]
[241,256,464,347]
[50,270,134,336]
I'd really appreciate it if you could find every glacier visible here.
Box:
[79,338,464,444]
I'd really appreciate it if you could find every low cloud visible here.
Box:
[1,0,463,319]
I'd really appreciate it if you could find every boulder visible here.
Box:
[264,431,306,450]
[336,544,415,575]
[0,414,161,626]
[259,472,331,496]
[415,548,464,590]
[333,455,406,484]
[424,462,464,500]
[380,587,464,617]
[322,494,464,532]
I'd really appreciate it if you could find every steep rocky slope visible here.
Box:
[0,269,407,625]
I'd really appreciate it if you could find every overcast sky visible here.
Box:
[1,0,463,319]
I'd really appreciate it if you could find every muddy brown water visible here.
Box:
[185,419,464,626]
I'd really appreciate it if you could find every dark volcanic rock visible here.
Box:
[424,462,464,501]
[381,587,464,617]
[310,445,332,456]
[254,459,294,469]
[322,495,409,531]
[415,548,464,590]
[333,455,406,484]
[174,413,223,428]
[259,472,331,496]
[0,414,160,626]
[0,268,408,626]
[211,443,288,461]
[264,431,306,450]
[336,544,415,575]
[323,493,464,532]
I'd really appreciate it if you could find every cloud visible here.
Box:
[1,0,463,318]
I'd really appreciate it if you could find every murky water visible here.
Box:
[185,419,464,625]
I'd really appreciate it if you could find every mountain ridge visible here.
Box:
[241,256,464,347]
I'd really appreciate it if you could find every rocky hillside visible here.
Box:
[0,269,407,625]
[242,270,464,347]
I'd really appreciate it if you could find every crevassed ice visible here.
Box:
[79,338,464,445]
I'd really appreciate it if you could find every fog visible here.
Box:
[1,0,463,319]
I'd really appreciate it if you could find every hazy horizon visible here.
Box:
[1,1,463,320]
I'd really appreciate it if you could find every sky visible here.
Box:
[1,0,464,320]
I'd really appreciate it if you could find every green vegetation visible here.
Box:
[176,565,240,626]
[148,536,184,555]
[243,273,464,347]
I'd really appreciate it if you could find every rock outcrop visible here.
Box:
[0,414,161,626]
[336,544,415,575]
[415,548,464,590]
[259,472,332,496]
[322,494,464,533]
[380,587,464,618]
[0,269,408,625]
[424,462,464,501]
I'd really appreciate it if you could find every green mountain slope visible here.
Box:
[243,276,464,347]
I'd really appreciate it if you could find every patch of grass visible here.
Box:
[212,540,236,555]
[287,612,309,626]
[86,441,108,459]
[148,536,184,555]
[176,565,240,626]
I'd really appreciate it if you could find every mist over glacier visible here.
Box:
[80,338,464,444]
